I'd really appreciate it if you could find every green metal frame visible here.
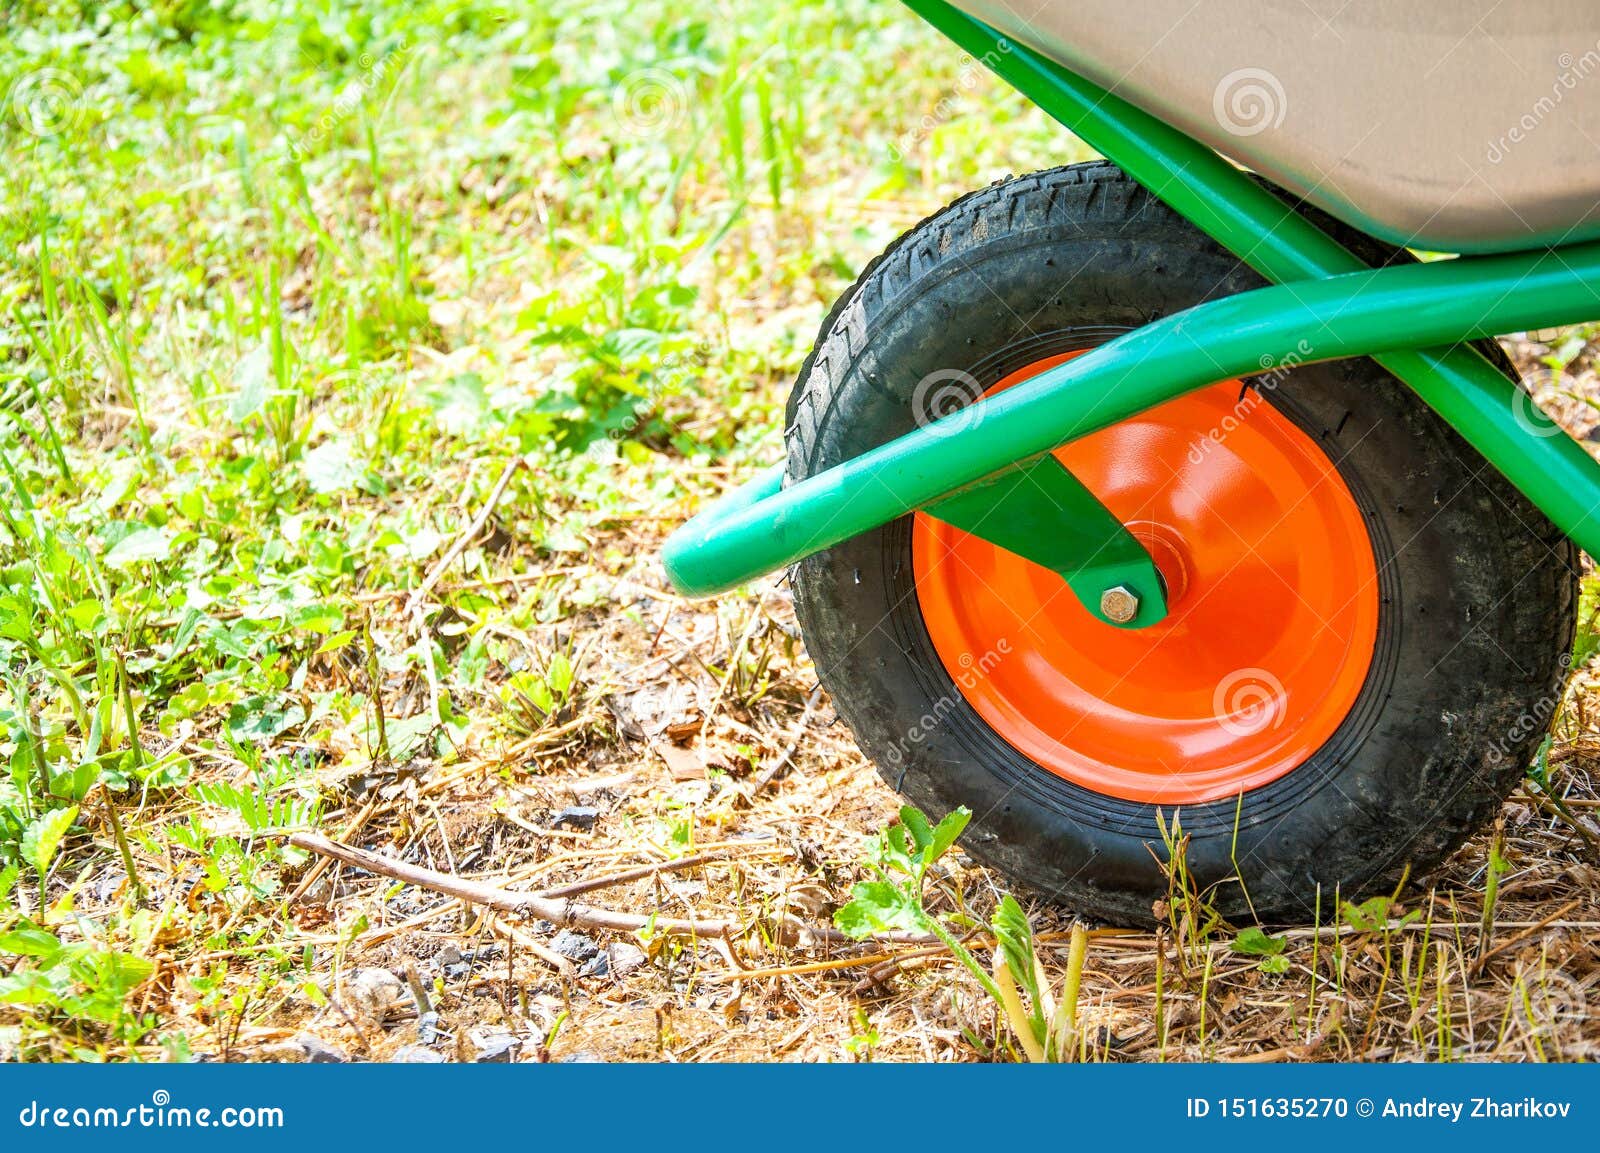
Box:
[660,0,1600,604]
[928,457,1168,628]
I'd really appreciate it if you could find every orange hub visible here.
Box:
[912,354,1380,805]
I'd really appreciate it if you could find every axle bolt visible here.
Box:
[1099,585,1140,624]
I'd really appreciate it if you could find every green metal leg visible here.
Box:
[926,457,1168,628]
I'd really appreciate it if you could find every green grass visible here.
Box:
[0,0,1092,1059]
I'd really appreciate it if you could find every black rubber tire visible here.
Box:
[786,161,1578,924]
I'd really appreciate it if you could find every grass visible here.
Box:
[0,0,1598,1062]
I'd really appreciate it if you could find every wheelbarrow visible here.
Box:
[661,0,1600,922]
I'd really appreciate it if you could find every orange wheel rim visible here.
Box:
[912,352,1380,805]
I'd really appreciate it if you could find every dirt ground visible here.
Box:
[217,334,1600,1064]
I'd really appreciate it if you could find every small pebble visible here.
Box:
[294,1033,349,1064]
[552,805,599,830]
[608,942,648,977]
[347,968,407,1021]
[471,1030,521,1063]
[392,1045,447,1063]
[550,930,599,962]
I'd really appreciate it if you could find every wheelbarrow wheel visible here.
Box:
[786,161,1577,923]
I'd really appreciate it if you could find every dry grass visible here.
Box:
[190,387,1600,1064]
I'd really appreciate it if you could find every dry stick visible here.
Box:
[403,455,525,622]
[707,927,1133,985]
[206,902,459,959]
[145,568,584,631]
[1528,787,1600,859]
[1471,897,1582,975]
[713,949,917,983]
[852,954,949,993]
[484,913,577,981]
[288,832,934,947]
[288,794,381,906]
[361,618,389,763]
[699,590,771,740]
[750,683,825,798]
[109,651,146,901]
[535,847,785,901]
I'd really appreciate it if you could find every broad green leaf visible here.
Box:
[21,805,78,880]
[1232,926,1287,956]
[301,438,362,494]
[79,950,155,997]
[991,894,1043,1012]
[831,900,881,941]
[228,340,271,423]
[226,696,306,742]
[291,604,344,634]
[423,373,491,434]
[104,527,173,567]
[1338,896,1412,933]
[927,807,971,862]
[315,629,358,655]
[833,880,920,937]
[900,806,933,854]
[0,970,63,1006]
[0,926,63,959]
[880,823,915,875]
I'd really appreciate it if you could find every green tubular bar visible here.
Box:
[663,243,1600,595]
[660,0,1600,597]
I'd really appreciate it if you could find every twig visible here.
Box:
[852,953,948,993]
[288,831,934,947]
[1527,785,1600,859]
[1471,898,1582,975]
[750,683,824,797]
[708,949,915,983]
[535,847,786,900]
[485,914,577,981]
[288,794,380,906]
[699,589,770,738]
[110,651,146,901]
[403,455,525,621]
[362,619,389,763]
